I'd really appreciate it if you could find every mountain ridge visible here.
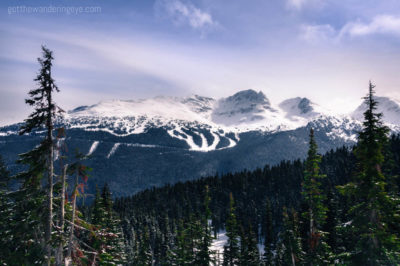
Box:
[1,89,399,196]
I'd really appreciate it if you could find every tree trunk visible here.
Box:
[67,170,79,260]
[309,208,314,266]
[45,90,54,266]
[291,250,296,266]
[56,164,68,266]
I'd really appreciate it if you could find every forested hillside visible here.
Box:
[113,133,400,264]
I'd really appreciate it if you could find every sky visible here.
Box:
[1,0,400,125]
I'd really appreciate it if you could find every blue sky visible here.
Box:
[1,0,400,125]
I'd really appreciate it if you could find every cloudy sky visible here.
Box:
[1,0,400,125]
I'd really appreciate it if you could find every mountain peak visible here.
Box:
[297,97,313,114]
[228,89,270,105]
[352,96,400,125]
[279,97,326,121]
[210,89,279,126]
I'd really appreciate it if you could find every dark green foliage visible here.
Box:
[301,128,331,264]
[239,224,260,266]
[196,185,215,265]
[90,184,127,265]
[278,207,303,266]
[223,193,240,266]
[263,199,274,265]
[5,46,61,265]
[165,187,215,265]
[338,82,400,265]
[113,131,400,265]
[114,143,360,265]
[0,156,14,264]
[137,226,153,265]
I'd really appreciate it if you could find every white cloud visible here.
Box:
[340,15,400,37]
[157,0,215,30]
[300,24,336,43]
[287,0,308,9]
[286,0,324,10]
[300,15,400,43]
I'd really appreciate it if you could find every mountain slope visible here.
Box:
[1,90,399,196]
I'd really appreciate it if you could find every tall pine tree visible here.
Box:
[91,184,127,265]
[15,46,62,265]
[338,82,400,265]
[263,198,274,265]
[279,207,303,266]
[223,193,240,266]
[239,223,260,266]
[301,128,331,265]
[195,185,215,265]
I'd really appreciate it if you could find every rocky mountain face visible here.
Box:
[1,90,399,197]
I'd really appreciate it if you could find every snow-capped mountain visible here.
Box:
[211,90,277,126]
[279,97,329,121]
[1,89,399,196]
[61,90,355,151]
[351,96,400,129]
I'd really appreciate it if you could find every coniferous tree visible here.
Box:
[263,199,274,265]
[0,156,9,188]
[301,128,331,265]
[0,156,13,263]
[66,152,91,262]
[324,188,347,262]
[239,224,260,266]
[223,193,240,266]
[279,207,303,266]
[137,226,153,265]
[338,82,400,265]
[91,184,127,265]
[92,186,105,226]
[196,185,215,265]
[167,219,190,265]
[14,46,62,265]
[159,215,173,265]
[56,163,68,266]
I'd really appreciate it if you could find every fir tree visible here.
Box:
[159,215,173,265]
[301,128,331,265]
[324,188,347,262]
[91,184,127,265]
[263,199,274,265]
[195,185,215,265]
[0,156,9,188]
[92,186,106,228]
[279,207,303,266]
[13,46,62,265]
[167,219,190,265]
[66,152,91,262]
[137,226,153,265]
[239,224,260,266]
[338,82,400,265]
[223,193,240,266]
[0,156,13,263]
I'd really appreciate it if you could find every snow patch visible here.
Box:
[125,143,159,148]
[0,131,17,136]
[210,230,227,265]
[107,143,120,158]
[87,141,99,156]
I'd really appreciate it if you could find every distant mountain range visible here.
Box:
[1,90,399,196]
